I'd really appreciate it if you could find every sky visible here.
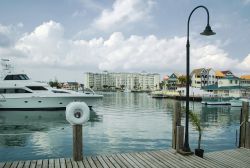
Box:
[0,0,250,82]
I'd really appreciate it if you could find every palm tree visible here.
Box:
[189,110,205,157]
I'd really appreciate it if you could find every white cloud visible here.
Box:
[237,54,250,71]
[1,21,249,81]
[242,0,250,5]
[93,0,155,31]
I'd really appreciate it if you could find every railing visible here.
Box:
[0,94,6,102]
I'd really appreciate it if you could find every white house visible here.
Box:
[191,68,216,88]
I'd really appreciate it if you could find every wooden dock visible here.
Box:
[1,148,249,168]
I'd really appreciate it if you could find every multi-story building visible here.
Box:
[84,71,160,91]
[191,68,216,88]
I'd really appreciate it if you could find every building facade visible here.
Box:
[84,71,160,91]
[191,68,217,88]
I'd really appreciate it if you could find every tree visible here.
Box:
[178,75,187,87]
[189,111,203,149]
[49,78,61,88]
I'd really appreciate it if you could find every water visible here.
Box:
[0,92,246,162]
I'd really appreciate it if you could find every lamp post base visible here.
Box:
[178,149,194,155]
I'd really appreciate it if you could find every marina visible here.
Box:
[0,92,248,162]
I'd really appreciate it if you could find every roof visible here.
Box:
[215,70,225,77]
[240,75,250,80]
[190,68,205,76]
[220,76,240,80]
[221,70,233,76]
[163,75,169,80]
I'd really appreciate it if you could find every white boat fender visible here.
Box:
[66,102,90,125]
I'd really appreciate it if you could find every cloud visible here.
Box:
[242,0,250,5]
[93,0,155,31]
[237,54,250,71]
[1,20,248,81]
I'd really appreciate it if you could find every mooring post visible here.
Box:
[240,101,249,148]
[73,125,83,161]
[245,122,250,149]
[172,100,182,149]
[176,126,184,152]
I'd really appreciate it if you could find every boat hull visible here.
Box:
[0,95,102,110]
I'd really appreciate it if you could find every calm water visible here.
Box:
[0,92,246,162]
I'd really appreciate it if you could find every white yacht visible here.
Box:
[0,59,103,110]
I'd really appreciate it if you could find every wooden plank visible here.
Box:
[3,162,12,168]
[0,162,6,168]
[148,151,179,168]
[100,156,117,168]
[166,150,219,168]
[91,156,103,168]
[30,160,37,168]
[115,154,134,168]
[36,160,43,168]
[121,153,143,168]
[9,161,18,168]
[82,158,91,168]
[120,153,143,168]
[54,159,60,168]
[22,161,30,168]
[157,150,195,168]
[110,154,131,168]
[96,156,109,168]
[16,161,25,168]
[42,160,48,168]
[49,159,54,168]
[77,161,85,168]
[86,157,97,168]
[135,152,165,168]
[212,151,250,167]
[103,156,121,168]
[70,158,79,168]
[65,158,73,168]
[129,153,152,168]
[220,150,250,164]
[206,152,244,168]
[59,158,66,168]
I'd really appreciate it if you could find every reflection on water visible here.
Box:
[0,92,247,162]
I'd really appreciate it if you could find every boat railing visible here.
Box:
[84,87,96,95]
[0,93,6,102]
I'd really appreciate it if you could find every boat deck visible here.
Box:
[1,148,250,168]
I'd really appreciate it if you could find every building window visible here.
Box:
[230,80,232,84]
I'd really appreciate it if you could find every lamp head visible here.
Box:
[200,25,216,36]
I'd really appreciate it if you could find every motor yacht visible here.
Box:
[0,59,103,110]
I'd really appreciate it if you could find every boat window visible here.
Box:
[52,90,70,93]
[4,74,30,80]
[0,89,5,93]
[0,88,32,93]
[26,86,47,90]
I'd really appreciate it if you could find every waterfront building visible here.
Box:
[62,82,79,90]
[166,72,182,90]
[84,71,160,91]
[190,68,216,88]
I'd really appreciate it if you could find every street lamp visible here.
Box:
[183,5,215,153]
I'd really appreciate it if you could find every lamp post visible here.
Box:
[183,5,215,153]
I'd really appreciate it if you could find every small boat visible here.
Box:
[201,94,231,105]
[229,98,250,107]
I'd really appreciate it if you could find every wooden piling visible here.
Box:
[245,122,250,149]
[73,125,83,161]
[176,126,184,152]
[172,100,181,149]
[239,101,249,148]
